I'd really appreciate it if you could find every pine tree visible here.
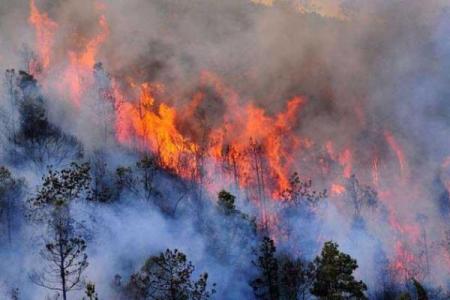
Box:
[30,208,88,300]
[28,163,92,300]
[128,249,215,300]
[217,190,236,215]
[310,241,367,300]
[412,279,428,300]
[278,255,314,300]
[250,237,280,300]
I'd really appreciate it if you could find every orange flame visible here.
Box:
[28,0,57,75]
[385,130,408,179]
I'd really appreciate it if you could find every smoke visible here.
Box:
[0,0,450,298]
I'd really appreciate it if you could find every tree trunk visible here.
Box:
[59,233,67,300]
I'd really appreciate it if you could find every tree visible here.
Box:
[250,237,279,300]
[28,163,92,300]
[6,70,83,168]
[412,278,428,300]
[217,190,236,215]
[90,151,114,203]
[84,282,99,300]
[204,190,256,263]
[28,162,91,213]
[345,175,378,219]
[114,156,160,202]
[278,255,314,300]
[30,206,88,300]
[280,173,326,208]
[136,155,159,201]
[310,241,367,300]
[0,166,25,245]
[128,249,215,300]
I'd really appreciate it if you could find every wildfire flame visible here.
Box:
[26,0,449,283]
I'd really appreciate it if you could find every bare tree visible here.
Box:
[28,163,92,299]
[30,207,88,300]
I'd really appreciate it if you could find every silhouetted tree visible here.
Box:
[6,70,83,167]
[311,241,367,299]
[128,249,215,300]
[280,173,326,208]
[278,255,314,300]
[250,237,279,300]
[30,207,88,300]
[28,163,92,300]
[204,190,256,263]
[28,162,91,216]
[217,190,236,215]
[413,278,428,300]
[84,281,99,300]
[0,166,25,245]
[90,151,114,203]
[345,175,378,218]
[136,155,159,201]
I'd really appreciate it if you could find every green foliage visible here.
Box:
[128,249,215,300]
[29,162,91,209]
[310,241,367,300]
[278,255,314,300]
[250,237,279,300]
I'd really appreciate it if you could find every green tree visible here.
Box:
[278,255,314,300]
[28,162,91,214]
[128,249,215,300]
[310,241,367,300]
[250,237,279,300]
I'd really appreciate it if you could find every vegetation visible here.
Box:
[0,68,445,300]
[127,249,215,300]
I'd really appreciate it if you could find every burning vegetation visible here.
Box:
[0,0,449,299]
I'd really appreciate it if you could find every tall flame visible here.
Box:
[28,0,57,75]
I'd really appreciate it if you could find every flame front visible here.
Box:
[26,0,450,285]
